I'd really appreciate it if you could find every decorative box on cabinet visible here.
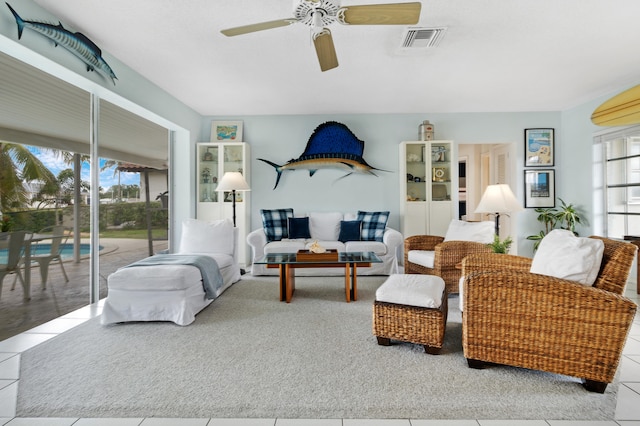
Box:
[399,141,457,238]
[196,142,250,266]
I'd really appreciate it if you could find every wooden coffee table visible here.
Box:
[254,251,382,303]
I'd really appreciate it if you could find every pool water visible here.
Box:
[0,243,96,264]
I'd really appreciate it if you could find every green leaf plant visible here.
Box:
[487,234,513,254]
[526,198,585,251]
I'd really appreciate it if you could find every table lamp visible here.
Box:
[475,184,523,235]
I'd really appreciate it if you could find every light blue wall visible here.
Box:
[205,112,561,255]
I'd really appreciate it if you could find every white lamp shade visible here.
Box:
[475,184,522,214]
[216,172,250,192]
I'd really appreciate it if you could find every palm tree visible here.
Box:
[0,142,57,212]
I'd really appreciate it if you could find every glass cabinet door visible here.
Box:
[222,144,245,203]
[198,145,218,202]
[405,143,427,202]
[430,143,451,202]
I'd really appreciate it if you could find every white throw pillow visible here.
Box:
[178,218,235,257]
[309,212,343,241]
[530,229,604,286]
[443,219,494,243]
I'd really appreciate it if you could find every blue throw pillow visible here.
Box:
[357,211,389,242]
[288,217,311,239]
[261,208,294,242]
[338,220,361,243]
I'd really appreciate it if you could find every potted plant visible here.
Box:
[527,198,585,250]
[487,234,513,254]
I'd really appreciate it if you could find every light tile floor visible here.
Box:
[0,289,639,426]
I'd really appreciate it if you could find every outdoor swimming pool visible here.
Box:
[0,243,97,264]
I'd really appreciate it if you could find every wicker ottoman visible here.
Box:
[373,274,447,354]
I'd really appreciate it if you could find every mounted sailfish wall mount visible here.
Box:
[5,3,117,85]
[259,121,386,189]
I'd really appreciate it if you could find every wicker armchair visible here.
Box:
[461,236,638,393]
[404,235,492,294]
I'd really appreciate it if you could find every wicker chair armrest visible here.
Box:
[461,253,531,276]
[404,235,444,252]
[463,270,637,356]
[433,241,492,270]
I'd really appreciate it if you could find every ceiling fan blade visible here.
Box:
[221,19,297,37]
[339,2,421,25]
[313,29,338,72]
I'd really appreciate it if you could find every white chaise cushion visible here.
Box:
[108,264,202,291]
[530,229,604,286]
[376,274,445,309]
[309,212,343,241]
[444,219,494,243]
[179,218,235,257]
[407,250,435,269]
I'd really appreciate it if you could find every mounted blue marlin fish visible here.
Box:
[259,121,385,189]
[6,3,117,85]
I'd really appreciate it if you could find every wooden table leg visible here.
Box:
[351,263,357,301]
[278,264,286,301]
[344,263,351,302]
[285,264,295,303]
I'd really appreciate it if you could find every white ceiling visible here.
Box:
[30,0,640,116]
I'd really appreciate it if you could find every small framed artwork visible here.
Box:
[524,169,555,208]
[524,128,554,167]
[211,121,243,142]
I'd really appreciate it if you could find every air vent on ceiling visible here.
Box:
[400,27,446,49]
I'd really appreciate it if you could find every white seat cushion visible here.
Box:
[407,250,435,268]
[264,241,306,253]
[108,264,202,291]
[345,240,387,255]
[375,274,445,308]
[530,229,604,286]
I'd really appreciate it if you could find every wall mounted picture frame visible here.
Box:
[524,128,554,167]
[211,120,243,142]
[524,169,555,208]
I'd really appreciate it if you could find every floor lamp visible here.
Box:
[216,171,250,227]
[475,184,523,236]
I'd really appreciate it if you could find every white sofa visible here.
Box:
[247,210,403,276]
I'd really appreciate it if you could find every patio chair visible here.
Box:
[0,231,28,299]
[461,235,637,393]
[13,226,70,290]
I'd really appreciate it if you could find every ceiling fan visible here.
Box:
[220,0,422,72]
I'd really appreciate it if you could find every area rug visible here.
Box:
[17,275,617,419]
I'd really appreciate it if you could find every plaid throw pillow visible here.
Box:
[357,210,389,242]
[261,208,294,242]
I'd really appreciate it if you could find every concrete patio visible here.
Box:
[0,238,168,341]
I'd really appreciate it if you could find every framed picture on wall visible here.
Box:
[211,120,243,142]
[524,169,555,208]
[524,128,554,167]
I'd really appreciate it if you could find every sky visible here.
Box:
[28,146,140,192]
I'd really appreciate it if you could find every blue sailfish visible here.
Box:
[6,3,117,85]
[259,121,384,189]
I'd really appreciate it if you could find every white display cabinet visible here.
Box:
[399,140,457,238]
[196,142,250,266]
